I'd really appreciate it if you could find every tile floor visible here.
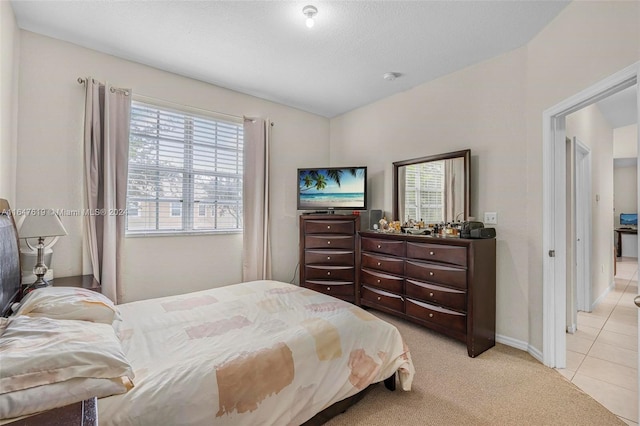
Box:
[556,257,639,424]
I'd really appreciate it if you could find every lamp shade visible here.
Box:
[19,212,68,239]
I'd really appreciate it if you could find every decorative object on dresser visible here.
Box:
[359,231,496,357]
[359,209,384,231]
[299,214,360,303]
[18,211,68,290]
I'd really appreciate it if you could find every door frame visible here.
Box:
[574,138,592,313]
[542,61,639,368]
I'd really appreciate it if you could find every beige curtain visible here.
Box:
[83,78,131,303]
[444,158,465,221]
[242,118,272,282]
[397,166,406,221]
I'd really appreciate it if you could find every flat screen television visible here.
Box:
[620,213,638,226]
[297,166,367,211]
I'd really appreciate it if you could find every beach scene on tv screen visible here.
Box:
[299,168,365,209]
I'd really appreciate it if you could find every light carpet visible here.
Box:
[326,312,624,425]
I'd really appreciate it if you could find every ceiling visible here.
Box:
[596,85,637,129]
[12,1,571,118]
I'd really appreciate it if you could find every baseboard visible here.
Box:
[591,279,615,311]
[496,334,544,364]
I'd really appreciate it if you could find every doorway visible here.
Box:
[543,62,640,423]
[542,62,639,370]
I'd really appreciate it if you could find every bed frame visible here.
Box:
[0,198,395,424]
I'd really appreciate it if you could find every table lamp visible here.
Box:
[19,211,68,289]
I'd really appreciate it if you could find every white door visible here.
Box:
[575,138,592,314]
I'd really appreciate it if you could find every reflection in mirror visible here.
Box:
[393,150,470,223]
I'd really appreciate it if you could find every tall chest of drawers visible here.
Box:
[299,215,360,304]
[359,231,496,357]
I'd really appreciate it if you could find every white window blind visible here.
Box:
[126,100,243,234]
[404,161,444,223]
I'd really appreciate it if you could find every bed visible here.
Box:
[0,200,414,425]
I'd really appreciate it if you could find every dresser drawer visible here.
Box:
[405,279,466,312]
[405,260,467,289]
[305,235,354,250]
[305,265,354,281]
[406,298,466,335]
[361,237,405,257]
[304,280,354,297]
[361,268,404,294]
[305,250,354,266]
[406,242,467,267]
[361,285,404,313]
[361,252,404,275]
[305,220,355,235]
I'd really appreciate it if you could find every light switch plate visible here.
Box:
[484,212,497,225]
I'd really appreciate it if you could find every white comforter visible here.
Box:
[100,280,414,425]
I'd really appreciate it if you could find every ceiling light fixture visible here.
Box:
[383,72,401,81]
[303,5,318,28]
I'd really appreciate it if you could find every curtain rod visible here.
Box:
[77,77,274,126]
[77,77,130,96]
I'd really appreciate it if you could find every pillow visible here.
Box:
[14,286,120,324]
[0,316,134,397]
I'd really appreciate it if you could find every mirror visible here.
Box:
[393,149,470,223]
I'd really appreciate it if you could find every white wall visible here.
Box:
[331,1,640,352]
[16,31,330,302]
[0,1,19,206]
[566,104,614,306]
[613,123,638,225]
[331,47,530,342]
[615,166,637,221]
[613,124,638,159]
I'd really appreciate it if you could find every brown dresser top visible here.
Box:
[359,231,494,248]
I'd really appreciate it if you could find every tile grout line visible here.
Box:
[570,258,639,416]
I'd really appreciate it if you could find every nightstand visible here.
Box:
[51,275,101,293]
[5,397,97,425]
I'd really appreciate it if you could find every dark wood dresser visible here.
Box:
[359,231,496,357]
[299,214,360,304]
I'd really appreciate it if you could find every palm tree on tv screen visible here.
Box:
[299,168,360,191]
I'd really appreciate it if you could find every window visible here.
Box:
[128,201,141,217]
[126,100,244,234]
[404,161,444,223]
[170,202,182,217]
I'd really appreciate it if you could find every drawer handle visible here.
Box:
[377,296,381,301]
[430,251,435,255]
[377,262,381,266]
[429,272,434,276]
[377,279,381,284]
[327,241,331,245]
[377,244,381,249]
[429,313,434,318]
[327,287,331,291]
[327,256,331,260]
[327,225,331,229]
[429,292,434,297]
[327,271,331,276]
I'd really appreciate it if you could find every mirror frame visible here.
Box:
[392,149,471,222]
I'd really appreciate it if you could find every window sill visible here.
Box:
[125,230,242,238]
